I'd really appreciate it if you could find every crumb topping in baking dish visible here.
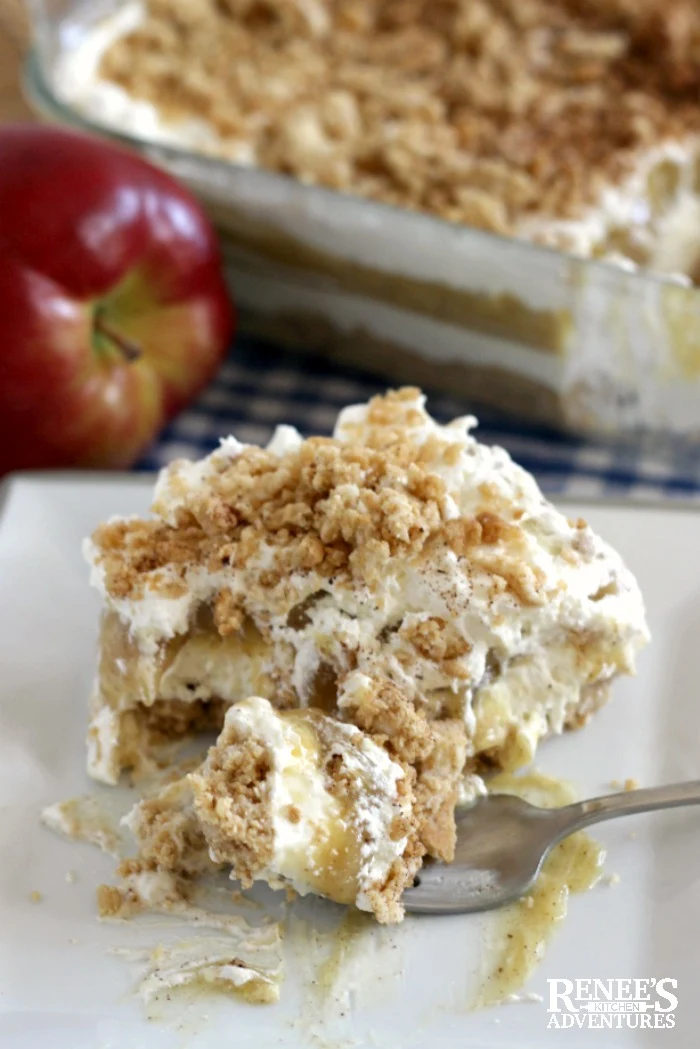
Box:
[96,0,700,244]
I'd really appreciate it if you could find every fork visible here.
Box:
[402,780,700,914]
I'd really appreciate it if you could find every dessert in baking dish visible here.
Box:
[54,1,700,441]
[85,389,648,917]
[60,0,700,278]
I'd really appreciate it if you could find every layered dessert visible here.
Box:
[86,389,649,919]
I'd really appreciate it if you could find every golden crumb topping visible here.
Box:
[91,389,552,616]
[337,675,466,861]
[339,676,433,765]
[101,0,700,232]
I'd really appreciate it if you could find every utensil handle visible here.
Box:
[560,780,700,834]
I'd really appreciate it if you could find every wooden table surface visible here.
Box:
[1,0,34,122]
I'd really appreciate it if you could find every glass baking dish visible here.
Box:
[23,0,700,443]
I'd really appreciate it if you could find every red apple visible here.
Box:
[0,124,234,474]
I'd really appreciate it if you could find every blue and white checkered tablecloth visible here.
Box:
[137,336,700,502]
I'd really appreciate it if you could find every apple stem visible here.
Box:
[94,314,142,363]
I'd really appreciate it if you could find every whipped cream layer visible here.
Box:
[227,267,570,394]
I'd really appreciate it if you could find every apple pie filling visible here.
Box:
[87,606,278,783]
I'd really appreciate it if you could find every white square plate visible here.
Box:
[0,475,698,1048]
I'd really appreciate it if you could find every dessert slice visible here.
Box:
[85,388,648,800]
[189,697,422,923]
[86,387,649,922]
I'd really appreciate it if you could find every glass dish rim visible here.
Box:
[22,45,699,300]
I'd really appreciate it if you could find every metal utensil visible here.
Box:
[403,780,700,915]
